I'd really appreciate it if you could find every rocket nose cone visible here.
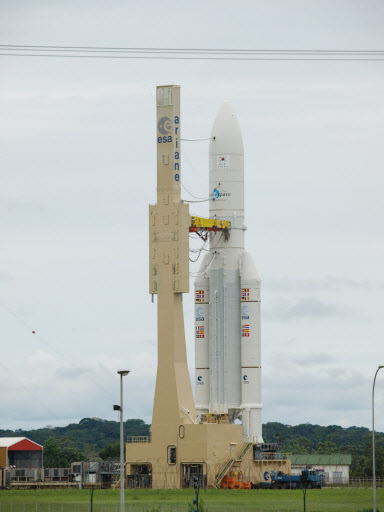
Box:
[209,101,244,155]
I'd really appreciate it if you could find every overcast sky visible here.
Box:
[1,0,384,434]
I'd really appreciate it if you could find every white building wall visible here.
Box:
[291,464,350,484]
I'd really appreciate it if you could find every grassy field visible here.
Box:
[0,488,383,512]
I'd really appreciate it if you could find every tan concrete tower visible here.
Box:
[127,85,202,488]
[149,86,196,438]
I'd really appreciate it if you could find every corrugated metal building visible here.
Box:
[0,438,43,469]
[290,454,352,484]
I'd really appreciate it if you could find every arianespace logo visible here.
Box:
[197,375,204,385]
[241,305,249,320]
[158,116,172,135]
[242,374,249,384]
[212,188,231,200]
[196,306,204,322]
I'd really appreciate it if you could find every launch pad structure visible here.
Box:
[126,85,290,489]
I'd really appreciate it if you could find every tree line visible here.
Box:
[1,418,383,476]
[263,422,384,477]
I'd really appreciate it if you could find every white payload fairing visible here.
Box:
[194,102,263,443]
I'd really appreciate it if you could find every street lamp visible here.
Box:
[372,365,383,512]
[116,370,129,512]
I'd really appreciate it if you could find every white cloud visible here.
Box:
[263,296,347,320]
[265,276,384,292]
[263,353,384,430]
[0,350,156,429]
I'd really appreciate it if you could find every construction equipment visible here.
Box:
[261,469,325,489]
[220,474,251,490]
[190,215,230,241]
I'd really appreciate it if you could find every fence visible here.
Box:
[0,467,120,489]
[6,470,71,484]
[0,485,383,512]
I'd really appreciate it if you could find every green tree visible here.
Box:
[44,436,84,468]
[285,439,308,454]
[99,442,120,460]
[316,441,338,454]
[83,443,101,461]
[376,437,384,477]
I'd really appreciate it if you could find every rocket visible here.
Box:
[194,102,263,443]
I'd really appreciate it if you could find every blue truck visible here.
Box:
[260,469,325,489]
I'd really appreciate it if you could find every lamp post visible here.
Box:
[117,370,129,512]
[372,365,383,512]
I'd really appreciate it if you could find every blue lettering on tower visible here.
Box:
[174,115,180,181]
[158,136,172,144]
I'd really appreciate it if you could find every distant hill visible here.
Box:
[1,418,383,475]
[0,417,150,451]
[262,422,384,477]
[0,418,379,452]
[262,422,375,452]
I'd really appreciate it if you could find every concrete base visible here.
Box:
[127,423,290,489]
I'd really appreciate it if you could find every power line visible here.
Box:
[1,44,384,53]
[181,137,213,141]
[0,45,383,61]
[181,181,210,200]
[1,53,383,61]
[189,251,217,276]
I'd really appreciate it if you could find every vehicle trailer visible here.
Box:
[260,469,324,489]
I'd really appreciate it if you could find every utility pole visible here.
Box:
[117,370,130,512]
[372,365,383,512]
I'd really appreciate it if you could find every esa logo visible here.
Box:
[196,306,204,322]
[197,375,204,385]
[157,115,180,145]
[241,305,249,320]
[242,374,249,384]
[158,117,172,134]
[157,116,172,144]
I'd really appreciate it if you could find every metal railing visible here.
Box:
[5,468,73,486]
[350,476,384,487]
[253,452,289,461]
[126,437,150,444]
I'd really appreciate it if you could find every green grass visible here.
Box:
[0,488,383,511]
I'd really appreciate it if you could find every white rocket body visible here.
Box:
[194,102,263,443]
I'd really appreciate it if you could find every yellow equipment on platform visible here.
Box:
[190,216,230,231]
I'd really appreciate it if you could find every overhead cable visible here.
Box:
[1,45,383,61]
[181,137,213,141]
[190,252,217,276]
[181,181,210,201]
[182,198,211,203]
[1,44,384,52]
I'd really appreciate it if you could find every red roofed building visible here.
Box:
[0,438,43,469]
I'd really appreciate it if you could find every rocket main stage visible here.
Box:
[126,85,289,489]
[195,102,263,444]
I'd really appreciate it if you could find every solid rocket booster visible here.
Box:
[194,102,263,443]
